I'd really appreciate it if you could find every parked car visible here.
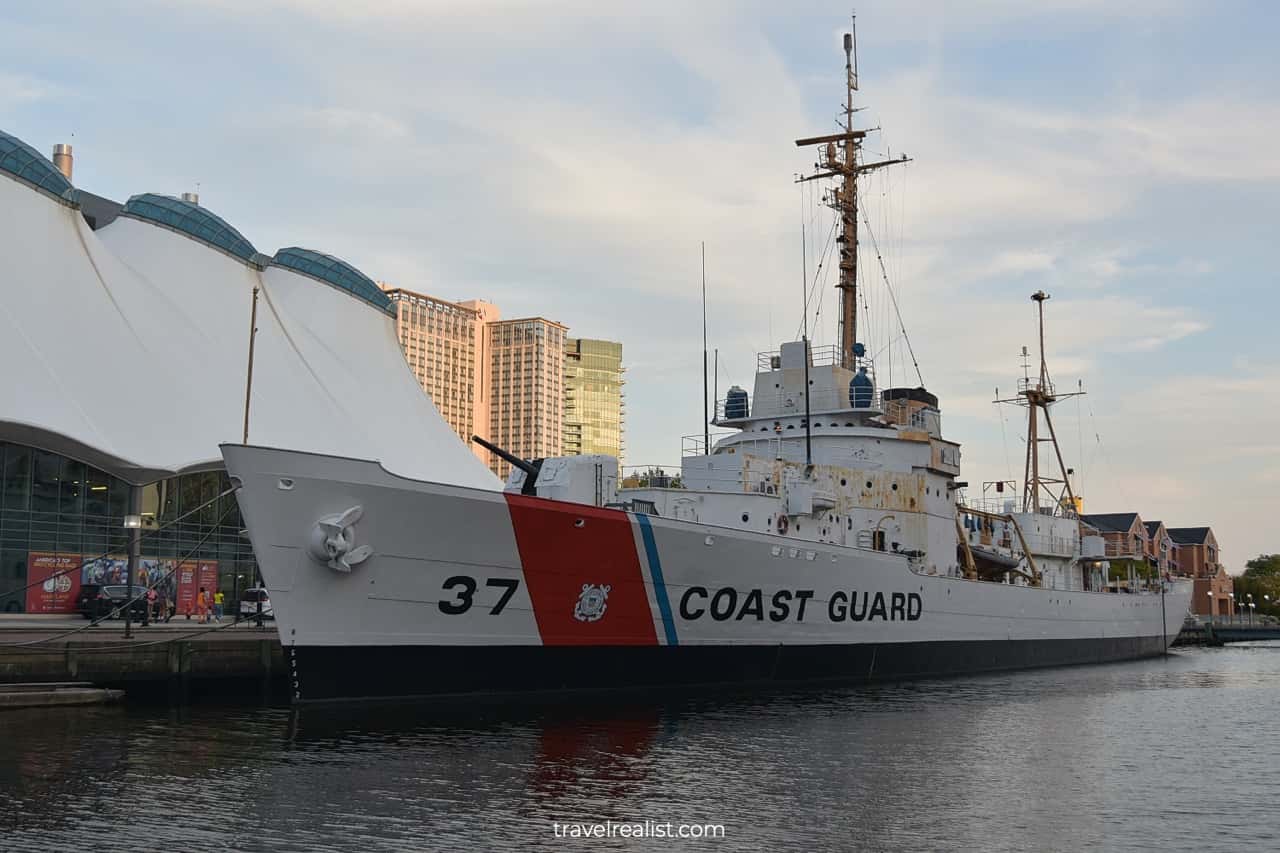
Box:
[75,584,148,620]
[239,587,274,620]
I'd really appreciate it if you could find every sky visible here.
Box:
[2,0,1277,571]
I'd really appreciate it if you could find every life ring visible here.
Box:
[777,515,789,535]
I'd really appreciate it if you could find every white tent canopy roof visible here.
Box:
[0,133,499,492]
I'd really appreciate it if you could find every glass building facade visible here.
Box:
[563,338,625,464]
[0,440,256,613]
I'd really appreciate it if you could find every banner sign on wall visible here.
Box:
[175,561,220,615]
[25,552,82,613]
[24,553,215,614]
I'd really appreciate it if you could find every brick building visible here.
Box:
[1169,527,1233,618]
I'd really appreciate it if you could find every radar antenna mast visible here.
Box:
[795,17,910,369]
[995,291,1085,517]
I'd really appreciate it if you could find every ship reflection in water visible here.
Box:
[3,646,1280,851]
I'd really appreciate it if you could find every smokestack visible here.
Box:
[52,144,73,181]
[181,191,199,205]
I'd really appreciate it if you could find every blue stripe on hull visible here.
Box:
[634,514,678,647]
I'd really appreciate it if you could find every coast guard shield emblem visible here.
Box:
[573,583,611,622]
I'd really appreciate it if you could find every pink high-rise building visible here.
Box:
[381,284,565,476]
[485,316,567,477]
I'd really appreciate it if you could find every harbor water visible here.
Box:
[4,644,1280,851]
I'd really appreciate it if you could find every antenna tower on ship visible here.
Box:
[795,17,911,369]
[995,291,1085,518]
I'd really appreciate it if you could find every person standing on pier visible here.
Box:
[196,587,208,624]
[212,589,224,623]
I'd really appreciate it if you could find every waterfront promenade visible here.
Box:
[1174,617,1280,646]
[0,614,284,698]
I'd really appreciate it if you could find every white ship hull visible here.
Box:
[223,445,1192,704]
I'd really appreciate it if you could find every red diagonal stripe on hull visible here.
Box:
[505,494,657,646]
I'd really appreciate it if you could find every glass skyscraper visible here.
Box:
[563,338,625,465]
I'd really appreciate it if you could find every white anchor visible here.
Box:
[308,506,374,573]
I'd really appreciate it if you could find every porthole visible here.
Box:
[866,481,873,489]
[892,483,898,491]
[741,513,750,523]
[840,478,847,487]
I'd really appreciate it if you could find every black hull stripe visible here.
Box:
[289,636,1171,704]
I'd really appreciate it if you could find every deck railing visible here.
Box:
[756,344,843,371]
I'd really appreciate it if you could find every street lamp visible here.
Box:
[1206,590,1215,624]
[122,511,142,639]
[234,573,245,624]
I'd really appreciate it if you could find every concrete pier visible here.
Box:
[0,616,285,697]
[0,681,124,709]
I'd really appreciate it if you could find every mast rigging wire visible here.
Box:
[860,207,924,387]
[794,214,839,342]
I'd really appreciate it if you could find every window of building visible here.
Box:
[2,445,31,512]
[30,450,61,514]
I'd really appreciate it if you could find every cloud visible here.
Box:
[0,72,63,111]
[285,107,411,142]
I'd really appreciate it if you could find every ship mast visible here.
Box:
[796,18,910,369]
[996,291,1084,517]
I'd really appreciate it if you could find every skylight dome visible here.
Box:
[121,193,258,265]
[0,129,74,198]
[272,247,394,315]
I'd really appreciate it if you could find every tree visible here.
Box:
[1238,555,1280,618]
[1244,554,1280,577]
